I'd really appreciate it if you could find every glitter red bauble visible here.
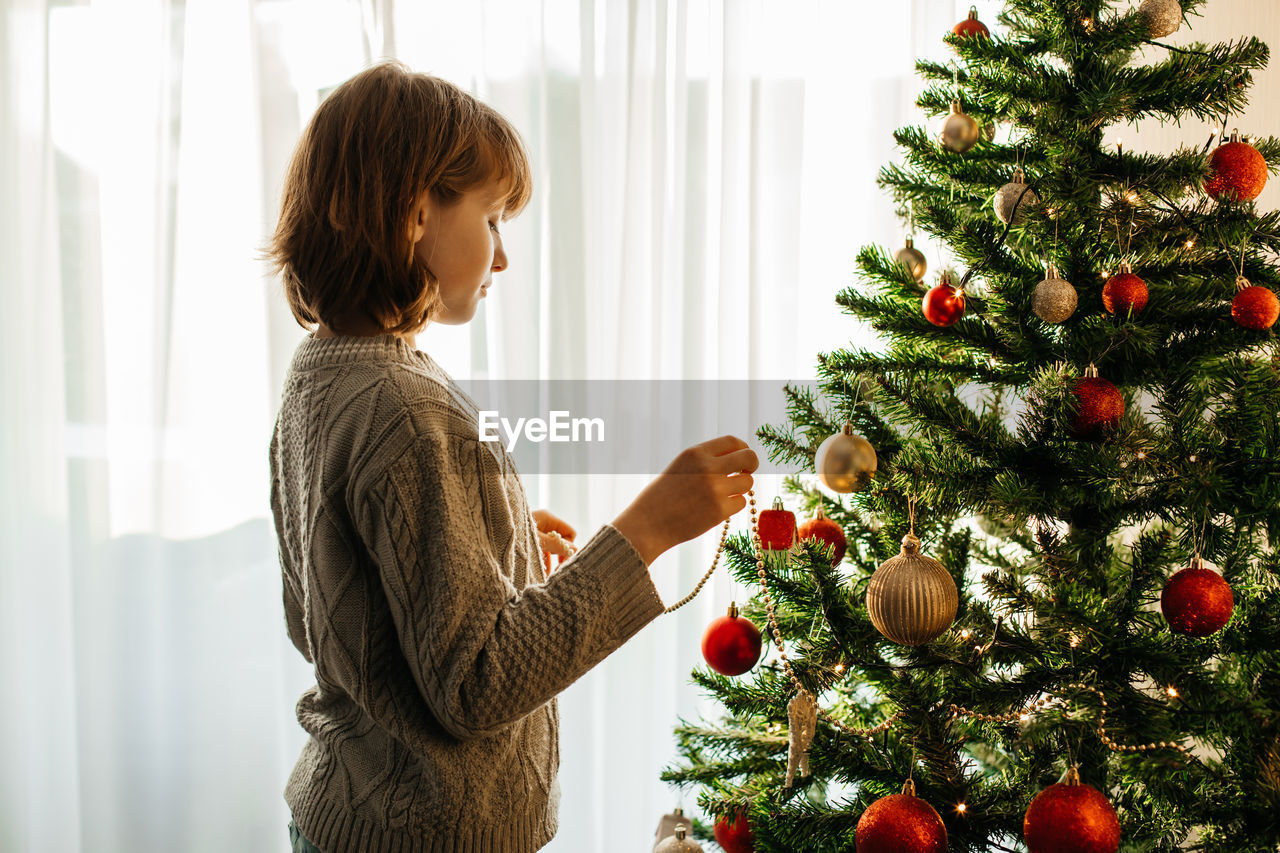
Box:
[1070,376,1124,438]
[1102,272,1148,316]
[856,788,947,853]
[1023,778,1120,853]
[952,14,989,38]
[1161,566,1234,637]
[714,810,756,853]
[1205,139,1267,201]
[1232,285,1280,330]
[758,500,798,551]
[701,605,762,676]
[798,510,847,566]
[923,282,965,326]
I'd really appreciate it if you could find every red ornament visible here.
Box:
[1070,365,1124,438]
[714,809,756,853]
[797,505,847,566]
[1102,263,1148,316]
[1205,129,1267,202]
[758,496,799,551]
[1231,277,1280,330]
[1023,767,1120,853]
[1161,558,1234,637]
[856,780,948,853]
[952,6,989,38]
[923,273,965,327]
[701,602,762,676]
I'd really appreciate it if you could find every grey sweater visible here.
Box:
[270,333,666,852]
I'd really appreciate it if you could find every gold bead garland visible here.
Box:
[666,490,1191,755]
[948,682,1192,756]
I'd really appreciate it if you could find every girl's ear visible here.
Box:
[408,190,431,246]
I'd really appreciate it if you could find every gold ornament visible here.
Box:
[895,237,927,282]
[1138,0,1181,38]
[1032,262,1078,324]
[866,532,958,646]
[785,689,818,787]
[654,822,704,853]
[939,100,980,153]
[814,424,877,493]
[993,166,1040,225]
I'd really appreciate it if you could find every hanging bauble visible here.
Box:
[713,810,755,853]
[701,602,762,676]
[1205,128,1267,202]
[993,167,1040,225]
[814,424,878,493]
[797,505,847,566]
[895,237,928,282]
[1102,262,1148,316]
[939,100,981,153]
[866,532,958,646]
[1070,364,1124,438]
[1023,766,1120,853]
[855,779,948,853]
[1032,262,1077,324]
[1231,275,1280,330]
[653,807,693,848]
[923,271,966,326]
[982,121,998,142]
[758,496,799,551]
[1138,0,1182,38]
[952,6,989,39]
[655,822,704,853]
[1161,556,1234,637]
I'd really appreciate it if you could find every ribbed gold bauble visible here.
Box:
[865,533,958,646]
[814,424,877,493]
[655,823,704,853]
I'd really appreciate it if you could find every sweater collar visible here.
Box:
[291,332,437,372]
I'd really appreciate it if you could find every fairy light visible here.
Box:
[1069,634,1081,648]
[960,629,973,639]
[1126,190,1141,204]
[834,663,845,674]
[956,802,968,814]
[1167,686,1179,698]
[1082,17,1092,29]
[1189,454,1198,462]
[1136,450,1147,460]
[1185,239,1196,249]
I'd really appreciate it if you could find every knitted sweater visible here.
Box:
[270,333,666,852]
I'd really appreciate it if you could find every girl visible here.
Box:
[266,60,758,853]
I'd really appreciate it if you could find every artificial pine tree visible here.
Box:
[660,1,1280,850]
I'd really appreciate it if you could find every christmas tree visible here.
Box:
[658,2,1280,851]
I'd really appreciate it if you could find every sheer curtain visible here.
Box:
[3,1,958,851]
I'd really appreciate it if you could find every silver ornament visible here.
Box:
[654,823,704,853]
[992,167,1040,225]
[785,689,818,788]
[865,532,958,646]
[1031,262,1077,323]
[1139,0,1181,38]
[814,424,877,493]
[939,100,980,153]
[894,237,927,282]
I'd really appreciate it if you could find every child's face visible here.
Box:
[411,178,510,326]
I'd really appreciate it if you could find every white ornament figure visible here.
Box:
[786,689,819,787]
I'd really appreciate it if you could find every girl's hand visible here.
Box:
[532,508,577,575]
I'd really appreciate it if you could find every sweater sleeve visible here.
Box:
[354,421,666,741]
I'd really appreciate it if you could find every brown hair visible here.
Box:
[266,60,532,336]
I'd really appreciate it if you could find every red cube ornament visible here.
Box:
[758,496,799,551]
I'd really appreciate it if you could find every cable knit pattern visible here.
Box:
[270,333,666,853]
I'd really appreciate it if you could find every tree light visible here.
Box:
[1136,450,1147,460]
[1167,686,1179,698]
[956,802,968,814]
[834,663,845,674]
[960,629,972,639]
[1185,239,1195,248]
[1069,634,1080,648]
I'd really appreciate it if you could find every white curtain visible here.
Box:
[2,1,960,851]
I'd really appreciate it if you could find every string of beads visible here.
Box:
[948,682,1191,756]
